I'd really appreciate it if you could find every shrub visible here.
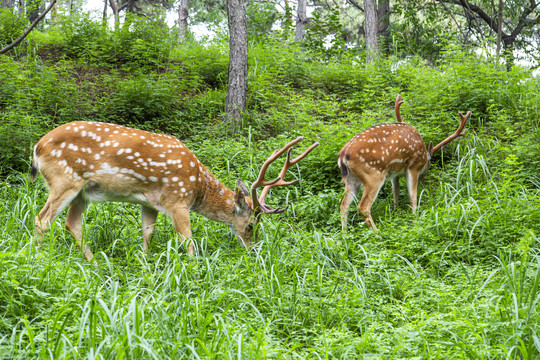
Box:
[0,113,51,176]
[0,9,27,50]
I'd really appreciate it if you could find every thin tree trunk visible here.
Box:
[377,0,389,51]
[27,0,42,22]
[108,0,120,29]
[102,0,107,22]
[226,0,248,124]
[177,0,189,42]
[295,0,307,41]
[364,0,378,62]
[496,0,503,59]
[503,38,514,70]
[51,2,56,20]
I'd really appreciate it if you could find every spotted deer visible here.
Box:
[31,121,319,261]
[338,95,471,230]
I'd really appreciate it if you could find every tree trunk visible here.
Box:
[226,0,248,124]
[377,0,389,51]
[295,0,307,41]
[27,0,42,22]
[108,0,120,29]
[177,0,189,42]
[52,2,57,21]
[102,0,107,22]
[364,0,378,62]
[126,0,135,13]
[496,0,503,59]
[503,37,514,70]
[0,0,16,9]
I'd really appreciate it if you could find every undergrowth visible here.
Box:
[0,13,539,359]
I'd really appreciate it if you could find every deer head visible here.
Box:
[338,96,470,230]
[31,121,319,262]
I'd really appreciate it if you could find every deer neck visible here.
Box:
[192,168,237,225]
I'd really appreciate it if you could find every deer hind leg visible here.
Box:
[141,206,159,254]
[405,169,420,215]
[164,203,193,255]
[391,177,400,210]
[65,192,94,262]
[35,185,82,240]
[357,175,385,230]
[340,179,359,231]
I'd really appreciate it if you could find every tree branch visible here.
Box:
[347,0,363,12]
[441,0,502,35]
[509,2,539,39]
[0,0,57,54]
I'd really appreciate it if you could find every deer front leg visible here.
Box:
[166,203,194,255]
[65,193,94,262]
[391,177,400,210]
[340,180,359,231]
[141,206,159,254]
[405,169,420,215]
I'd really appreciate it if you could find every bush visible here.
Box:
[0,113,51,176]
[0,9,27,50]
[60,14,175,69]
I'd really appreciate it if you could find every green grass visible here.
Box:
[0,138,538,359]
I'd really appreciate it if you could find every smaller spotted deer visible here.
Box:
[338,95,471,230]
[31,121,319,261]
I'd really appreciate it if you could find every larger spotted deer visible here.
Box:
[31,121,319,262]
[338,95,470,230]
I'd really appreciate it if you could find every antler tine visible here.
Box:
[432,110,471,153]
[251,137,320,214]
[395,94,404,123]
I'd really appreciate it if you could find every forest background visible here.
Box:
[0,0,539,358]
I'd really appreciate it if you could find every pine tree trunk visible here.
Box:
[178,0,189,42]
[377,0,389,51]
[295,0,307,41]
[102,0,107,22]
[364,0,378,63]
[226,0,248,124]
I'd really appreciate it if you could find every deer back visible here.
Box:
[338,123,430,181]
[33,121,230,209]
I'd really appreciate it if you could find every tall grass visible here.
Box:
[0,15,538,358]
[0,134,538,358]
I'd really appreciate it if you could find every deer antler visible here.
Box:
[395,94,404,123]
[432,111,471,153]
[251,137,319,214]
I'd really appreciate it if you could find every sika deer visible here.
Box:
[338,95,470,230]
[31,121,319,261]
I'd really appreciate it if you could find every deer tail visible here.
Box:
[30,145,40,182]
[337,151,350,181]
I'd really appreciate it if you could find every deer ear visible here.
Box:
[234,179,250,212]
[427,141,434,159]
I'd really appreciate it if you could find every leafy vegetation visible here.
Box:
[0,13,539,359]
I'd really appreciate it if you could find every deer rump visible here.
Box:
[338,122,429,183]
